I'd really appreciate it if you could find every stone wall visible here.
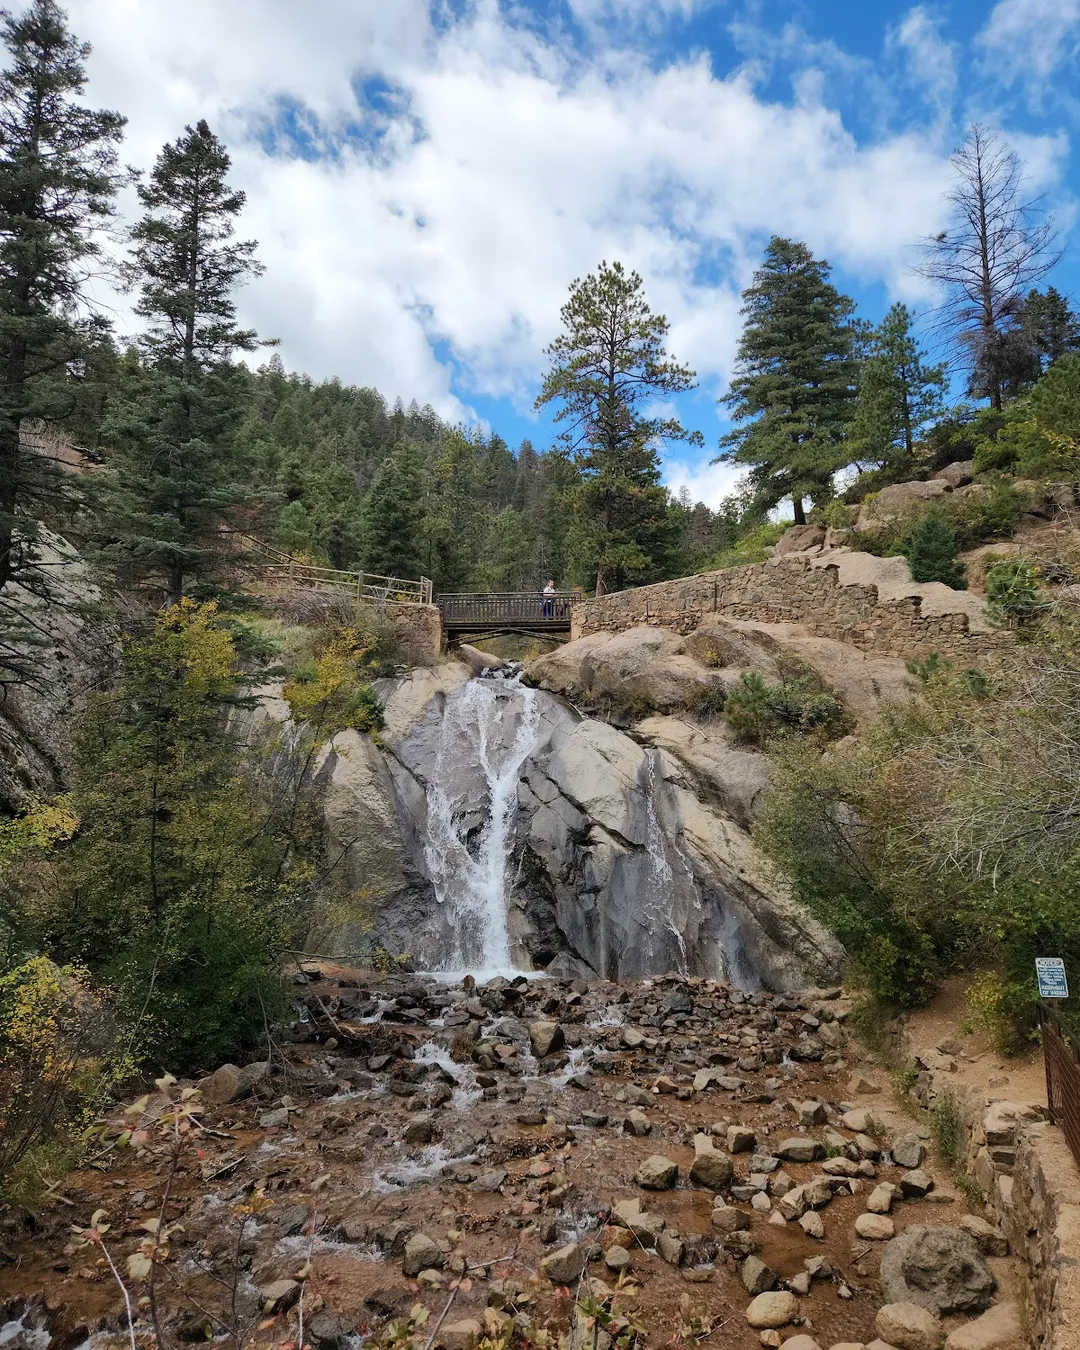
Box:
[387,602,443,664]
[888,1032,1080,1350]
[572,550,1011,661]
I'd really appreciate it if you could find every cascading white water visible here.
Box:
[424,677,543,976]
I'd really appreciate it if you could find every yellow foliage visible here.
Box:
[0,796,78,864]
[283,626,383,739]
[146,598,235,698]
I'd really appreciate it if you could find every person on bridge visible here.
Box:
[542,579,556,617]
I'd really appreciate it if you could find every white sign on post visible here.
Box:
[1036,957,1069,1000]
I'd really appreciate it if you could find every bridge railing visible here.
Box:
[1041,1002,1080,1170]
[241,535,433,605]
[438,592,577,626]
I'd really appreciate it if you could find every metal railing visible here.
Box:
[1040,1002,1080,1169]
[437,592,577,628]
[242,534,433,606]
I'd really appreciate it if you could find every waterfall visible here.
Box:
[423,676,543,976]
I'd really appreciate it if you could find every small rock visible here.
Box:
[259,1108,289,1129]
[711,1204,749,1234]
[943,1302,1022,1350]
[752,1192,773,1213]
[875,1303,944,1350]
[745,1291,799,1330]
[622,1027,646,1049]
[789,1272,812,1295]
[657,1232,685,1266]
[403,1233,443,1278]
[403,1117,434,1146]
[957,1215,1008,1258]
[259,1279,300,1313]
[529,1021,565,1058]
[798,1211,825,1239]
[440,1320,483,1350]
[636,1154,678,1189]
[855,1213,895,1240]
[728,1126,757,1153]
[742,1255,779,1295]
[540,1242,586,1286]
[799,1099,828,1126]
[690,1134,734,1190]
[781,1338,821,1350]
[200,1061,269,1105]
[848,1074,879,1095]
[899,1169,933,1199]
[778,1137,824,1163]
[472,1169,508,1192]
[604,1246,631,1274]
[841,1109,875,1133]
[624,1109,652,1137]
[805,1256,832,1280]
[892,1134,926,1169]
[867,1183,895,1214]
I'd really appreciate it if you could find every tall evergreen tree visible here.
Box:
[848,304,947,475]
[361,440,425,581]
[1023,287,1080,374]
[104,120,262,601]
[717,237,861,523]
[536,260,701,593]
[0,0,124,662]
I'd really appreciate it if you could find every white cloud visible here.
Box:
[977,0,1080,84]
[662,455,743,511]
[63,0,1066,435]
[887,7,957,120]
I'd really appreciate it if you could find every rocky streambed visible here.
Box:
[0,970,1025,1350]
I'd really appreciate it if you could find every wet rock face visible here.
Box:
[307,665,843,992]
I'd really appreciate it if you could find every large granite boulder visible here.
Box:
[880,1226,996,1316]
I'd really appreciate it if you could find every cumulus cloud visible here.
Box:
[976,0,1080,85]
[64,0,1062,449]
[887,7,957,121]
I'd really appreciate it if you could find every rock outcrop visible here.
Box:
[283,656,843,991]
[0,533,118,812]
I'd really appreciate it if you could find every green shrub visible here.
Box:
[724,670,849,747]
[905,509,966,588]
[984,560,1047,628]
[703,521,789,571]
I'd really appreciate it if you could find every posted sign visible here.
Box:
[1036,957,1069,999]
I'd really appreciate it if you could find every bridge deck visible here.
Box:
[438,592,576,634]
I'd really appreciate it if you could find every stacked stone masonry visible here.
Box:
[571,555,1010,660]
[886,1026,1080,1350]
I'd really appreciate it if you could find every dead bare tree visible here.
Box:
[916,124,1059,411]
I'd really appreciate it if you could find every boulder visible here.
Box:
[529,1021,565,1057]
[934,461,975,489]
[742,1255,778,1295]
[745,1292,799,1329]
[440,1320,483,1350]
[781,1338,822,1350]
[778,1137,824,1163]
[943,1303,1022,1350]
[540,1242,586,1286]
[855,1214,895,1240]
[456,644,507,676]
[775,525,826,556]
[879,1227,995,1316]
[403,1232,444,1278]
[636,1154,679,1190]
[875,1304,945,1350]
[727,1125,757,1153]
[858,478,949,527]
[690,1134,734,1190]
[892,1134,926,1170]
[957,1215,1008,1258]
[199,1061,269,1105]
[259,1280,301,1313]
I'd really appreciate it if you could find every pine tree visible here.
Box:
[848,304,947,475]
[361,441,425,580]
[103,120,262,601]
[905,508,966,589]
[0,0,124,668]
[1024,287,1080,374]
[536,260,701,593]
[717,237,861,523]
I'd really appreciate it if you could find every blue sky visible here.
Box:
[68,0,1080,506]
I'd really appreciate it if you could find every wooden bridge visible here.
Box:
[438,592,577,641]
[244,536,434,605]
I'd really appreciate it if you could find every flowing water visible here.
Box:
[423,676,543,977]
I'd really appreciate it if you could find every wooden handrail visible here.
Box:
[240,534,433,605]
